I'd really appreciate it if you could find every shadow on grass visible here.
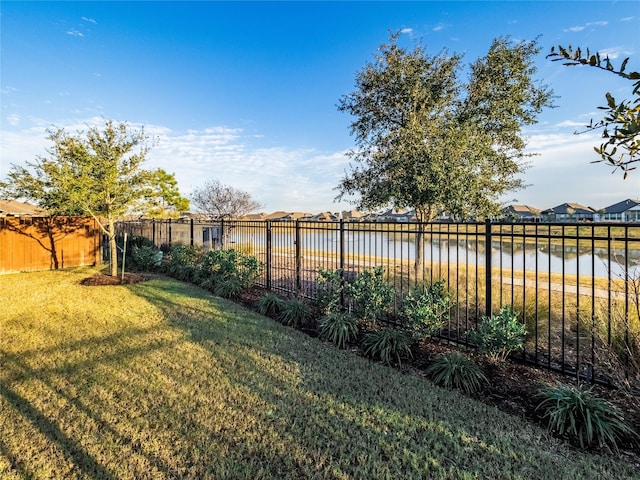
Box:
[126,278,620,479]
[0,324,184,479]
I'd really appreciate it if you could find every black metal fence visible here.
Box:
[116,218,640,384]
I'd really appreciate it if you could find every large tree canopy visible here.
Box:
[548,45,639,177]
[1,120,189,275]
[337,33,554,222]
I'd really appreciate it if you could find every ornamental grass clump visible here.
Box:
[426,352,488,395]
[468,306,527,363]
[256,292,286,318]
[319,311,358,349]
[362,328,413,365]
[279,297,310,328]
[536,382,637,451]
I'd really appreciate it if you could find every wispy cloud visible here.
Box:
[598,46,634,60]
[81,17,97,24]
[66,30,84,37]
[7,114,21,127]
[400,28,413,35]
[564,20,608,32]
[433,23,446,32]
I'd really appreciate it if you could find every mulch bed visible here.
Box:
[79,273,147,286]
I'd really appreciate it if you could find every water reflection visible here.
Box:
[227,229,640,279]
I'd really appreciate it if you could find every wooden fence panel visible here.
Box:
[0,216,102,274]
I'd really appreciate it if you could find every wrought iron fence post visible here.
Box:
[266,221,272,291]
[339,219,345,308]
[168,218,172,248]
[295,220,301,294]
[485,218,492,318]
[190,218,194,247]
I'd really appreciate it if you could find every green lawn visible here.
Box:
[1,267,637,480]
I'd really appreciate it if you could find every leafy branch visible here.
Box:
[548,45,640,177]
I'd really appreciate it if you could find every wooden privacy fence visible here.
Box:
[117,218,640,385]
[0,216,102,274]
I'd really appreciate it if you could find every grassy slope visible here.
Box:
[0,268,636,480]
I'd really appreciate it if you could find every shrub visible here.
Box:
[256,292,286,318]
[536,383,637,451]
[129,245,163,272]
[400,280,453,341]
[346,266,394,324]
[316,268,345,315]
[319,312,358,349]
[467,306,527,363]
[280,298,310,328]
[164,244,201,282]
[426,352,487,395]
[362,328,413,365]
[195,249,263,294]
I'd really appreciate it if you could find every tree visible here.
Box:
[1,120,188,276]
[337,33,553,276]
[547,45,639,177]
[141,168,190,218]
[191,179,262,219]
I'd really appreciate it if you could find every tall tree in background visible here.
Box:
[1,120,189,276]
[548,45,639,177]
[191,179,262,219]
[337,33,553,276]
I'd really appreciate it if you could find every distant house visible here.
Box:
[263,211,313,221]
[341,210,364,222]
[597,199,640,222]
[0,200,46,217]
[308,211,339,222]
[376,208,415,222]
[241,212,266,221]
[500,205,541,221]
[541,203,596,222]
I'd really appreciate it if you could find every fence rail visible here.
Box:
[116,218,640,385]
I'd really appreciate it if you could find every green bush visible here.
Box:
[256,292,286,318]
[164,244,201,282]
[426,352,487,395]
[319,312,358,349]
[279,298,310,328]
[196,249,263,294]
[536,383,637,451]
[316,268,345,315]
[128,245,162,272]
[347,267,394,324]
[467,306,527,363]
[400,280,453,341]
[362,328,413,365]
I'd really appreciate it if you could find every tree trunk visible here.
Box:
[108,217,118,276]
[45,221,60,270]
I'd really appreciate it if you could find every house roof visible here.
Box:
[541,203,596,215]
[0,200,47,217]
[601,199,640,214]
[502,205,541,215]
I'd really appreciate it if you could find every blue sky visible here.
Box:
[1,1,639,214]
